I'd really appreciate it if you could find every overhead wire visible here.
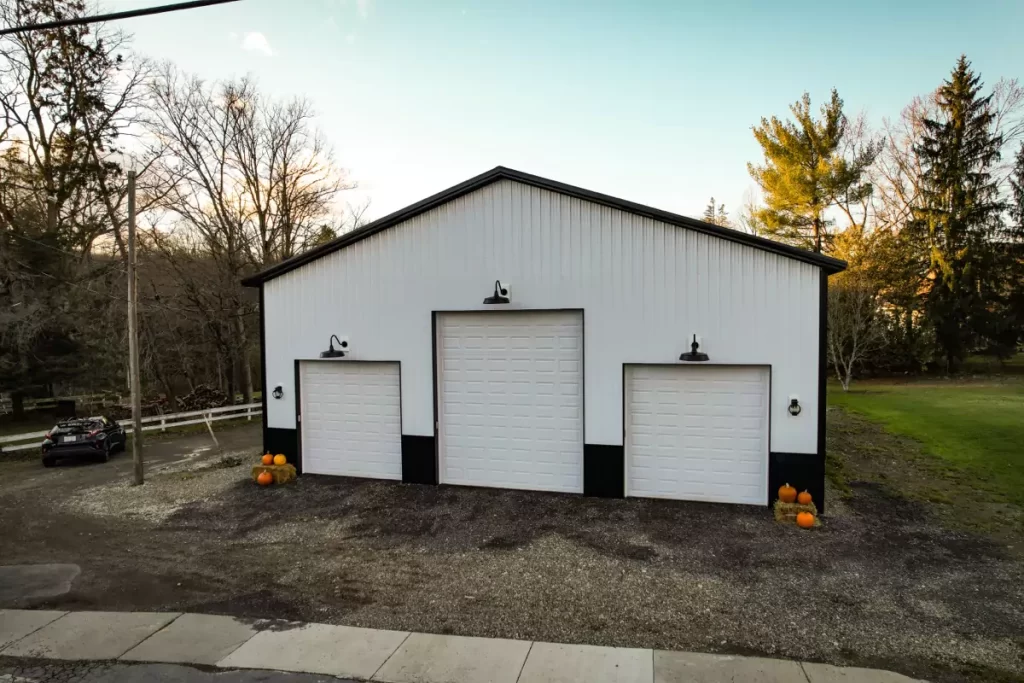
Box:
[0,0,243,36]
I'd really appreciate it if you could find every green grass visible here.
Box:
[828,378,1024,507]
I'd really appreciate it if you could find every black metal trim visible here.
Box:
[432,308,586,489]
[242,167,847,287]
[818,270,829,512]
[293,358,404,478]
[583,444,624,498]
[621,362,773,503]
[259,285,268,453]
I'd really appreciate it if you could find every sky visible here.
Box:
[108,0,1024,223]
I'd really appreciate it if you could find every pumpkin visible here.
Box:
[796,511,815,529]
[273,454,287,466]
[778,482,797,504]
[797,490,813,505]
[261,453,273,465]
[257,471,274,486]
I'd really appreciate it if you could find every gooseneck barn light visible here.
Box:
[679,334,710,362]
[320,334,349,359]
[483,280,510,305]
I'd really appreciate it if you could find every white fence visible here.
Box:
[0,403,262,454]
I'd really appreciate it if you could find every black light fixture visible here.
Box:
[788,398,802,416]
[482,280,510,305]
[679,334,709,362]
[272,385,283,399]
[320,334,348,358]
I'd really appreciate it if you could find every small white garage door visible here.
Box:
[625,365,769,505]
[299,361,402,479]
[437,311,583,493]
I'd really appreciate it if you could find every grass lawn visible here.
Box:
[828,378,1024,509]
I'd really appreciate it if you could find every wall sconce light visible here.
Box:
[320,334,349,359]
[482,280,510,305]
[679,334,709,362]
[272,385,284,399]
[788,397,802,416]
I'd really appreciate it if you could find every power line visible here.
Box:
[0,0,242,36]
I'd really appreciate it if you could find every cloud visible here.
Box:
[240,32,274,56]
[356,0,370,18]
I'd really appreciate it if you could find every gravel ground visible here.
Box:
[1,416,1022,683]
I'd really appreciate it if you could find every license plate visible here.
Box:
[63,435,77,443]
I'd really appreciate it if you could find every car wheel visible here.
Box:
[42,457,56,468]
[97,443,110,463]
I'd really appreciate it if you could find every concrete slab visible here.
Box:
[218,623,409,680]
[120,613,258,665]
[373,633,532,683]
[518,642,653,683]
[655,650,808,683]
[802,662,926,682]
[1,610,180,660]
[0,564,80,602]
[0,609,67,650]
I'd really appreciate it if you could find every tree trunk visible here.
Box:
[11,391,25,420]
[234,309,253,405]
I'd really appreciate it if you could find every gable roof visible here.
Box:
[242,166,846,287]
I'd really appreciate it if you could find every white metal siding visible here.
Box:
[438,312,583,493]
[265,179,820,455]
[625,365,769,505]
[299,362,402,479]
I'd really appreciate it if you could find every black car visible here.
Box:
[42,416,127,467]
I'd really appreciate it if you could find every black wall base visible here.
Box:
[769,451,825,513]
[584,444,624,498]
[402,435,437,484]
[265,427,300,473]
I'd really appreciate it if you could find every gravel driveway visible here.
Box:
[0,417,1021,683]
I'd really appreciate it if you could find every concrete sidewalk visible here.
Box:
[0,609,927,683]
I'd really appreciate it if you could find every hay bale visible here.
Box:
[251,463,297,485]
[773,500,821,526]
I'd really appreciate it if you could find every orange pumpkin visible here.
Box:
[261,453,273,465]
[257,471,274,486]
[796,511,815,529]
[778,482,797,504]
[273,454,287,466]
[797,490,813,505]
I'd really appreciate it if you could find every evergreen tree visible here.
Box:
[910,56,1007,369]
[702,197,730,227]
[748,89,879,253]
[1012,143,1024,238]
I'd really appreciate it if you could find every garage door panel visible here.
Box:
[626,365,768,506]
[439,311,584,493]
[300,362,402,480]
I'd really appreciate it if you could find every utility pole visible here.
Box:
[127,170,144,485]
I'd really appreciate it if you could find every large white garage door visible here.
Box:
[299,361,402,479]
[626,365,769,505]
[437,311,583,493]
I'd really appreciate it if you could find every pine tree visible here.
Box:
[1012,143,1024,238]
[702,197,730,227]
[910,56,1006,370]
[748,89,879,253]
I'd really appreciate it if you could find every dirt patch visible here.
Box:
[2,420,1023,683]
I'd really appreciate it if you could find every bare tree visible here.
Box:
[143,65,353,404]
[827,274,884,391]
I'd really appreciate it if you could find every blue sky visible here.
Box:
[112,0,1024,222]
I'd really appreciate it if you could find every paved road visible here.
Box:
[2,422,262,497]
[0,657,354,682]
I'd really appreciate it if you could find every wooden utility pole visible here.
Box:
[127,170,144,485]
